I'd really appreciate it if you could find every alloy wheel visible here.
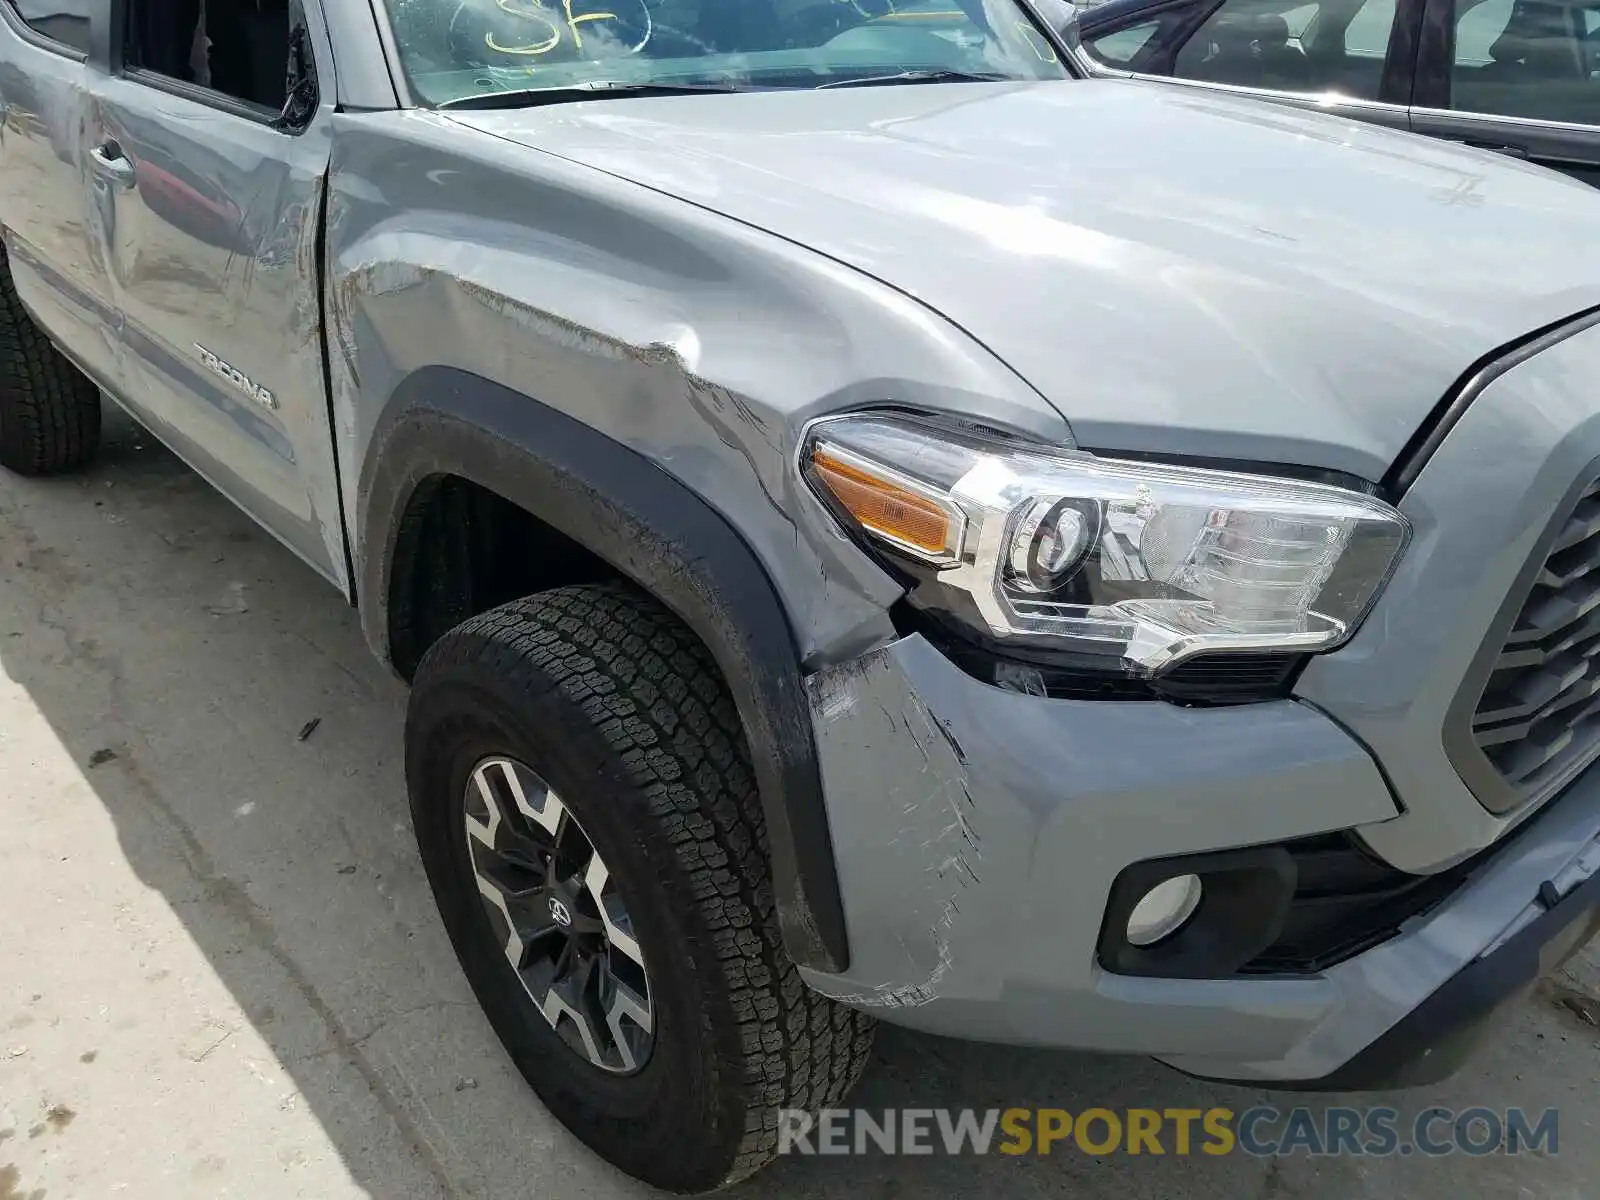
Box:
[463,755,654,1074]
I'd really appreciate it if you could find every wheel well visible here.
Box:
[386,474,617,679]
[360,369,850,970]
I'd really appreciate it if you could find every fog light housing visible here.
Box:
[1126,874,1203,946]
[1098,848,1295,978]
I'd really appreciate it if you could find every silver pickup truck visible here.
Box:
[6,0,1600,1191]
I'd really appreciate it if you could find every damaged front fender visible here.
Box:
[319,106,1073,974]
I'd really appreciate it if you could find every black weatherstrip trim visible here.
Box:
[358,367,849,972]
[1384,304,1600,497]
[313,183,356,601]
[1381,0,1426,107]
[1412,0,1454,109]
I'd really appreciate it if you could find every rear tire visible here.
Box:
[0,247,101,475]
[406,583,875,1193]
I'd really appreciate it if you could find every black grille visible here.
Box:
[1472,479,1600,796]
[1240,835,1467,975]
[1154,653,1301,701]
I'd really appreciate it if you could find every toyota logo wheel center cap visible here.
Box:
[549,896,573,927]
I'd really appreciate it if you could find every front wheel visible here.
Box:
[405,583,875,1193]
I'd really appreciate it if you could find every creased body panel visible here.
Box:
[323,108,1074,970]
[804,634,1600,1084]
[323,108,1069,667]
[801,635,1397,1049]
[450,81,1600,480]
[0,28,121,390]
[84,75,347,586]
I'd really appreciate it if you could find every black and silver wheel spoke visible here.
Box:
[583,852,646,974]
[465,755,654,1074]
[598,956,653,1073]
[465,757,563,965]
[536,955,607,1067]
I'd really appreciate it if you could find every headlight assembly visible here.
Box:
[804,413,1410,679]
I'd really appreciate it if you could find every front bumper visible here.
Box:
[1264,847,1600,1091]
[800,634,1600,1085]
[797,313,1600,1084]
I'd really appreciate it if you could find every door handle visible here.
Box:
[88,140,136,188]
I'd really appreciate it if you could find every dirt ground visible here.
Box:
[3,407,1599,1199]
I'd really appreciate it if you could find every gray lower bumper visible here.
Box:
[799,635,1600,1083]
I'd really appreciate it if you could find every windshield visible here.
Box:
[384,0,1071,105]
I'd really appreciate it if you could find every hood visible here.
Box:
[448,79,1600,479]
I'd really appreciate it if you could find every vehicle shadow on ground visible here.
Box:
[0,410,1592,1200]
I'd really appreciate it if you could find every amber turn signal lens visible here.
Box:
[810,444,956,558]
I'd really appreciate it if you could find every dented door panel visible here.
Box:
[83,70,345,585]
[0,7,123,391]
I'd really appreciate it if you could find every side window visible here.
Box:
[1172,0,1398,99]
[7,1,92,53]
[1280,2,1321,37]
[1449,0,1600,123]
[1343,0,1394,54]
[123,0,312,118]
[1080,6,1209,69]
[1455,0,1512,64]
[1083,18,1163,64]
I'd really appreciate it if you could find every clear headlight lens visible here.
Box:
[803,414,1410,675]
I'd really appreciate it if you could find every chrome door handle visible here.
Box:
[89,140,136,188]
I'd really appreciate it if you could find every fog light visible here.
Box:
[1126,874,1203,947]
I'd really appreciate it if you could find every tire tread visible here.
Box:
[415,583,874,1189]
[0,248,101,475]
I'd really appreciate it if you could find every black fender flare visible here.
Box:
[356,366,849,973]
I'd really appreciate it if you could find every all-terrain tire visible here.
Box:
[0,247,101,475]
[406,583,875,1193]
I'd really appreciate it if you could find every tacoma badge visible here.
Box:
[194,344,277,411]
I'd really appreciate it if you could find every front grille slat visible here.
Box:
[1475,644,1600,727]
[1476,683,1600,783]
[1552,496,1600,552]
[1538,530,1600,588]
[1473,477,1600,798]
[1496,605,1600,670]
[1510,575,1600,642]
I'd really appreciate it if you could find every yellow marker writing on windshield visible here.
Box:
[487,0,561,55]
[834,0,899,17]
[564,0,620,50]
[485,0,646,58]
